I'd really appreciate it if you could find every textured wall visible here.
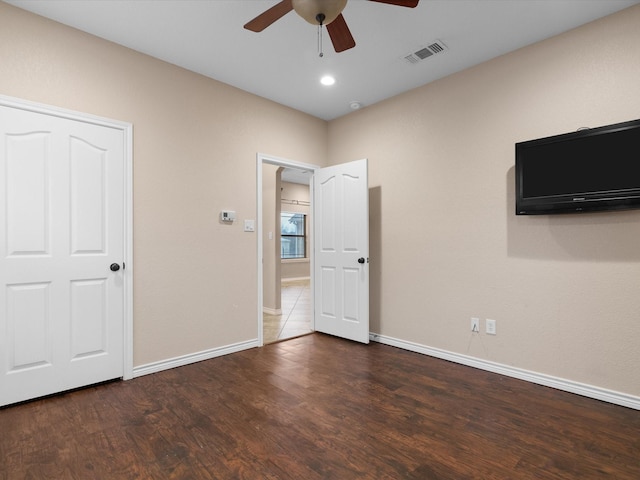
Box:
[0,2,327,366]
[328,5,640,397]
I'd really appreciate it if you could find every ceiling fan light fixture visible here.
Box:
[292,0,348,25]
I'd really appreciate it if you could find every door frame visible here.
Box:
[0,94,134,380]
[256,153,319,346]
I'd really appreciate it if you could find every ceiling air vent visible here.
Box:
[404,40,447,65]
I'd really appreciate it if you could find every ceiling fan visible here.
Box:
[244,0,420,53]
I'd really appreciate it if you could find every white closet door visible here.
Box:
[0,102,126,407]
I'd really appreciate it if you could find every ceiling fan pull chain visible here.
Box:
[316,13,326,58]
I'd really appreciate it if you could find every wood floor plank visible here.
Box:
[1,333,638,479]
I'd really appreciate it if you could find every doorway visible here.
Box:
[257,154,370,346]
[258,158,314,344]
[258,155,317,345]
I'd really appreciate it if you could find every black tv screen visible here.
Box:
[515,118,640,215]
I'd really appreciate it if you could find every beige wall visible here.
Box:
[281,181,311,279]
[262,165,282,312]
[0,3,328,366]
[328,5,640,397]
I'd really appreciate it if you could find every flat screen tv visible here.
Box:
[515,118,640,215]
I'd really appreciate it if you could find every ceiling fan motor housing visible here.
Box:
[292,0,348,25]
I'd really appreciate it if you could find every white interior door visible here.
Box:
[0,101,127,407]
[314,158,369,344]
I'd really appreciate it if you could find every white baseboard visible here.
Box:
[132,339,259,378]
[263,307,282,315]
[281,276,310,283]
[130,332,639,411]
[369,332,640,411]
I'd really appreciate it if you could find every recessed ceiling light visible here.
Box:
[320,75,336,86]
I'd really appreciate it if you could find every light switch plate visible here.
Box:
[486,319,497,335]
[244,219,255,232]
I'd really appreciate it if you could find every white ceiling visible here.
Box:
[5,0,639,121]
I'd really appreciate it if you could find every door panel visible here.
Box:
[319,176,337,250]
[70,137,107,254]
[314,159,369,344]
[7,282,51,371]
[0,102,126,407]
[343,267,360,321]
[6,132,50,256]
[70,279,108,359]
[320,266,337,317]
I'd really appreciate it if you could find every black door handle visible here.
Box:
[110,263,120,272]
[358,257,365,264]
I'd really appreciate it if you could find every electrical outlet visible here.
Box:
[471,317,480,333]
[486,319,497,335]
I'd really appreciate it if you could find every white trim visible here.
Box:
[0,94,134,382]
[281,258,309,264]
[369,332,640,411]
[257,157,264,347]
[122,114,134,381]
[263,307,282,315]
[257,153,320,347]
[0,94,128,129]
[132,339,259,378]
[282,276,311,282]
[258,152,320,172]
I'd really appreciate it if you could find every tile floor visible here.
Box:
[263,278,312,344]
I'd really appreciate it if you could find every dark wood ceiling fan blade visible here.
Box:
[326,14,356,53]
[368,0,419,7]
[244,0,293,32]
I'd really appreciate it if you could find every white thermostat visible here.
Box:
[220,210,236,222]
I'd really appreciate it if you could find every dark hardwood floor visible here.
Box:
[1,333,638,479]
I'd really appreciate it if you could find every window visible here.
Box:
[281,212,306,259]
